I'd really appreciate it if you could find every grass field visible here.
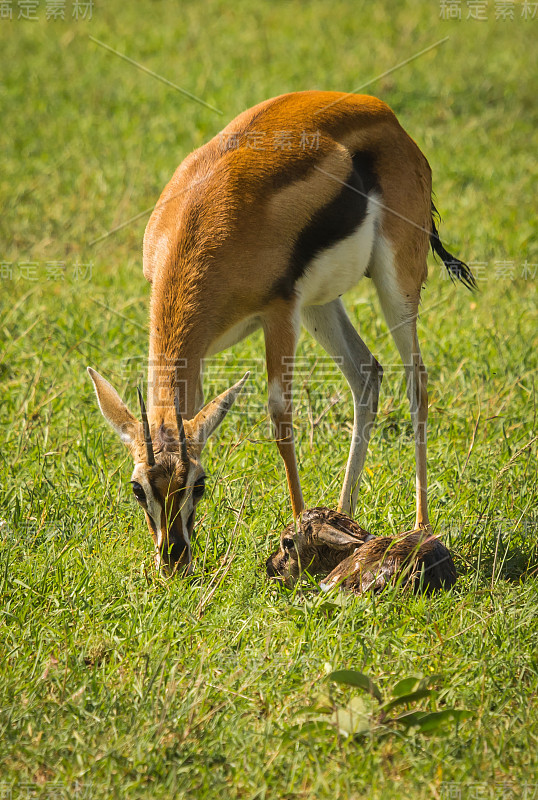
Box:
[1,1,537,797]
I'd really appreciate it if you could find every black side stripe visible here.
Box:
[271,151,379,300]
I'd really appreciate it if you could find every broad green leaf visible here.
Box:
[332,706,371,737]
[391,676,422,697]
[394,709,472,733]
[392,710,430,729]
[380,689,435,713]
[349,695,369,714]
[327,670,382,701]
[415,709,472,733]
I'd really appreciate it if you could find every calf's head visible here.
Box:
[266,507,373,587]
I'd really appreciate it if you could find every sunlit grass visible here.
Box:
[0,1,537,797]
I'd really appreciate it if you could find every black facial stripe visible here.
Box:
[193,475,206,498]
[271,151,378,299]
[187,510,195,540]
[146,512,158,536]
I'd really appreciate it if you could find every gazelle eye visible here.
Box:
[282,537,295,550]
[131,481,146,503]
[192,475,206,499]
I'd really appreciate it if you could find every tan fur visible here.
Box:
[142,93,430,397]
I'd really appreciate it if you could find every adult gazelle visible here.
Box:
[88,91,474,575]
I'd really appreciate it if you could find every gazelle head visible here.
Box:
[87,367,248,576]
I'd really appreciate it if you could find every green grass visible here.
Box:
[1,1,537,797]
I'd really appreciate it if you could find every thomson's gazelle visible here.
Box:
[88,91,475,575]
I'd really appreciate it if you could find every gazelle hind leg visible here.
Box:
[301,298,383,516]
[394,325,429,529]
[371,243,429,529]
[263,301,304,518]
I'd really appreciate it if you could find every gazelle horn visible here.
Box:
[174,387,189,463]
[137,388,155,466]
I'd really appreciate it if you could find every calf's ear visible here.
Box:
[314,523,364,550]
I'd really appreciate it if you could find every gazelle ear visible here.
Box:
[87,367,138,447]
[190,372,249,449]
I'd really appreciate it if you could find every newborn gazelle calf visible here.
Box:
[266,507,374,586]
[266,507,457,595]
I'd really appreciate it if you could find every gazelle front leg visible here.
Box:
[263,302,304,517]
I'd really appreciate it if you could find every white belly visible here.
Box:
[297,192,380,307]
